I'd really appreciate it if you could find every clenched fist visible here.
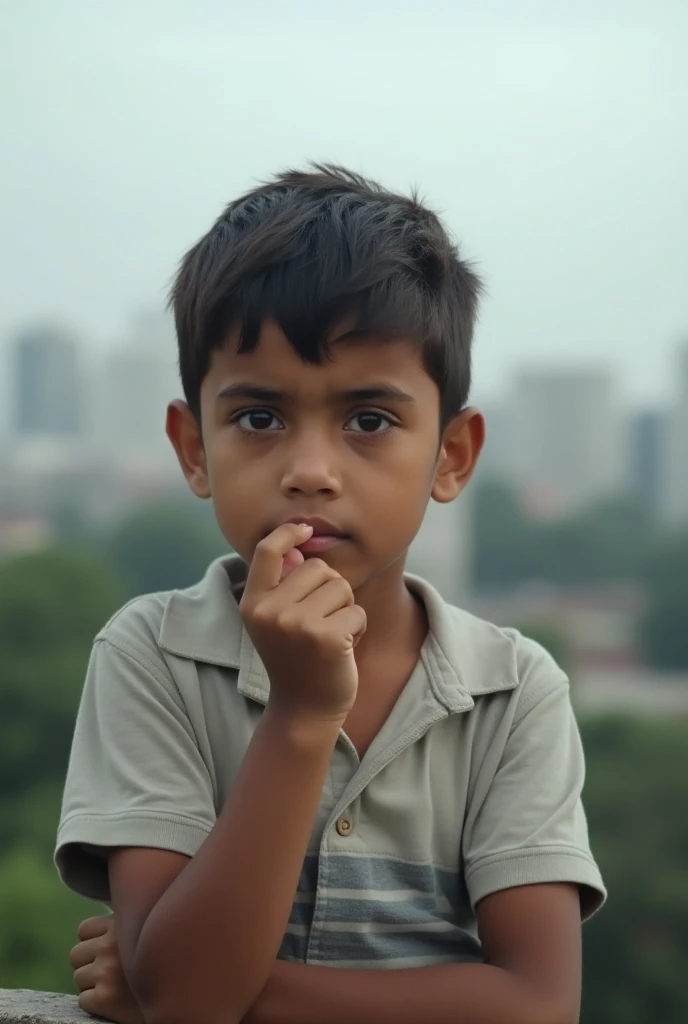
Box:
[70,914,143,1024]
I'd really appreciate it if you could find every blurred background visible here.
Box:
[0,2,687,1021]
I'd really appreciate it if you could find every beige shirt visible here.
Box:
[56,555,606,969]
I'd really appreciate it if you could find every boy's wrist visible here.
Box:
[261,700,345,754]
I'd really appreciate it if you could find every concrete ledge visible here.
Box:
[0,990,92,1024]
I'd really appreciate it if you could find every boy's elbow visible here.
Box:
[142,993,242,1024]
[525,995,579,1024]
[125,904,268,1024]
[542,1010,579,1024]
[147,1010,240,1024]
[134,968,245,1024]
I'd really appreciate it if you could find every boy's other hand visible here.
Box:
[241,523,366,724]
[69,914,144,1024]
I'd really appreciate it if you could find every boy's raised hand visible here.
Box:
[240,523,366,724]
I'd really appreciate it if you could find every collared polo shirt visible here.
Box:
[56,554,605,969]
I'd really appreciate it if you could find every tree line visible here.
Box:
[472,479,688,669]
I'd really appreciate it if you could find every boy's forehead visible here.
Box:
[206,320,437,398]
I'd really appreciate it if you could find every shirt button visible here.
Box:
[336,816,353,836]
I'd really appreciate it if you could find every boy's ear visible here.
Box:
[431,407,485,504]
[166,400,211,499]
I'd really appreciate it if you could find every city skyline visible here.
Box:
[1,308,684,431]
[3,312,685,424]
[3,321,686,525]
[1,1,687,408]
[1,323,685,611]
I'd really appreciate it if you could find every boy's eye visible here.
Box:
[235,409,283,432]
[344,411,394,434]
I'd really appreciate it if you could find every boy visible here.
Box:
[57,165,605,1024]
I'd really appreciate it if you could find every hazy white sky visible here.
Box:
[1,0,686,405]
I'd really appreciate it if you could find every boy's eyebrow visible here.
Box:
[216,382,416,405]
[331,384,416,405]
[216,383,285,403]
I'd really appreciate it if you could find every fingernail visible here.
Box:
[298,523,313,532]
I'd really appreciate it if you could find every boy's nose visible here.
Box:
[280,445,342,498]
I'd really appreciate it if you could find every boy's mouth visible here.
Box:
[297,533,348,554]
[284,515,351,554]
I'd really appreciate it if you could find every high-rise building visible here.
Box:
[98,347,177,451]
[407,493,472,606]
[94,313,180,476]
[472,399,510,483]
[628,408,665,520]
[12,327,83,437]
[504,367,626,516]
[662,342,688,525]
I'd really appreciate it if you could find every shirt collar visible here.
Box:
[158,554,519,710]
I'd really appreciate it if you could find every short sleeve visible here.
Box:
[55,635,216,903]
[462,665,606,921]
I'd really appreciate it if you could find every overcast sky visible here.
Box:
[1,0,686,407]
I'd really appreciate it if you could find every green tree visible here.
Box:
[471,479,539,587]
[0,847,96,992]
[556,496,656,584]
[0,547,124,804]
[512,620,574,678]
[580,715,688,1024]
[0,782,67,864]
[104,498,228,597]
[641,529,688,670]
[472,481,656,589]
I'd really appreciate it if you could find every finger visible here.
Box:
[77,915,112,941]
[280,546,305,581]
[297,577,355,619]
[69,937,100,970]
[271,557,341,605]
[246,523,313,597]
[78,988,104,1017]
[77,914,113,942]
[324,604,367,646]
[73,963,98,993]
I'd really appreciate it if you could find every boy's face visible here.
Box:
[168,319,483,592]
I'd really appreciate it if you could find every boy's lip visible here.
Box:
[284,515,349,538]
[297,533,347,555]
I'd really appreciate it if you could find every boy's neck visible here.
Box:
[352,558,428,671]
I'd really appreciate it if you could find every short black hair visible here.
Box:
[170,164,482,429]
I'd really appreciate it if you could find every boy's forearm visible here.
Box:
[133,708,340,1024]
[246,960,572,1024]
